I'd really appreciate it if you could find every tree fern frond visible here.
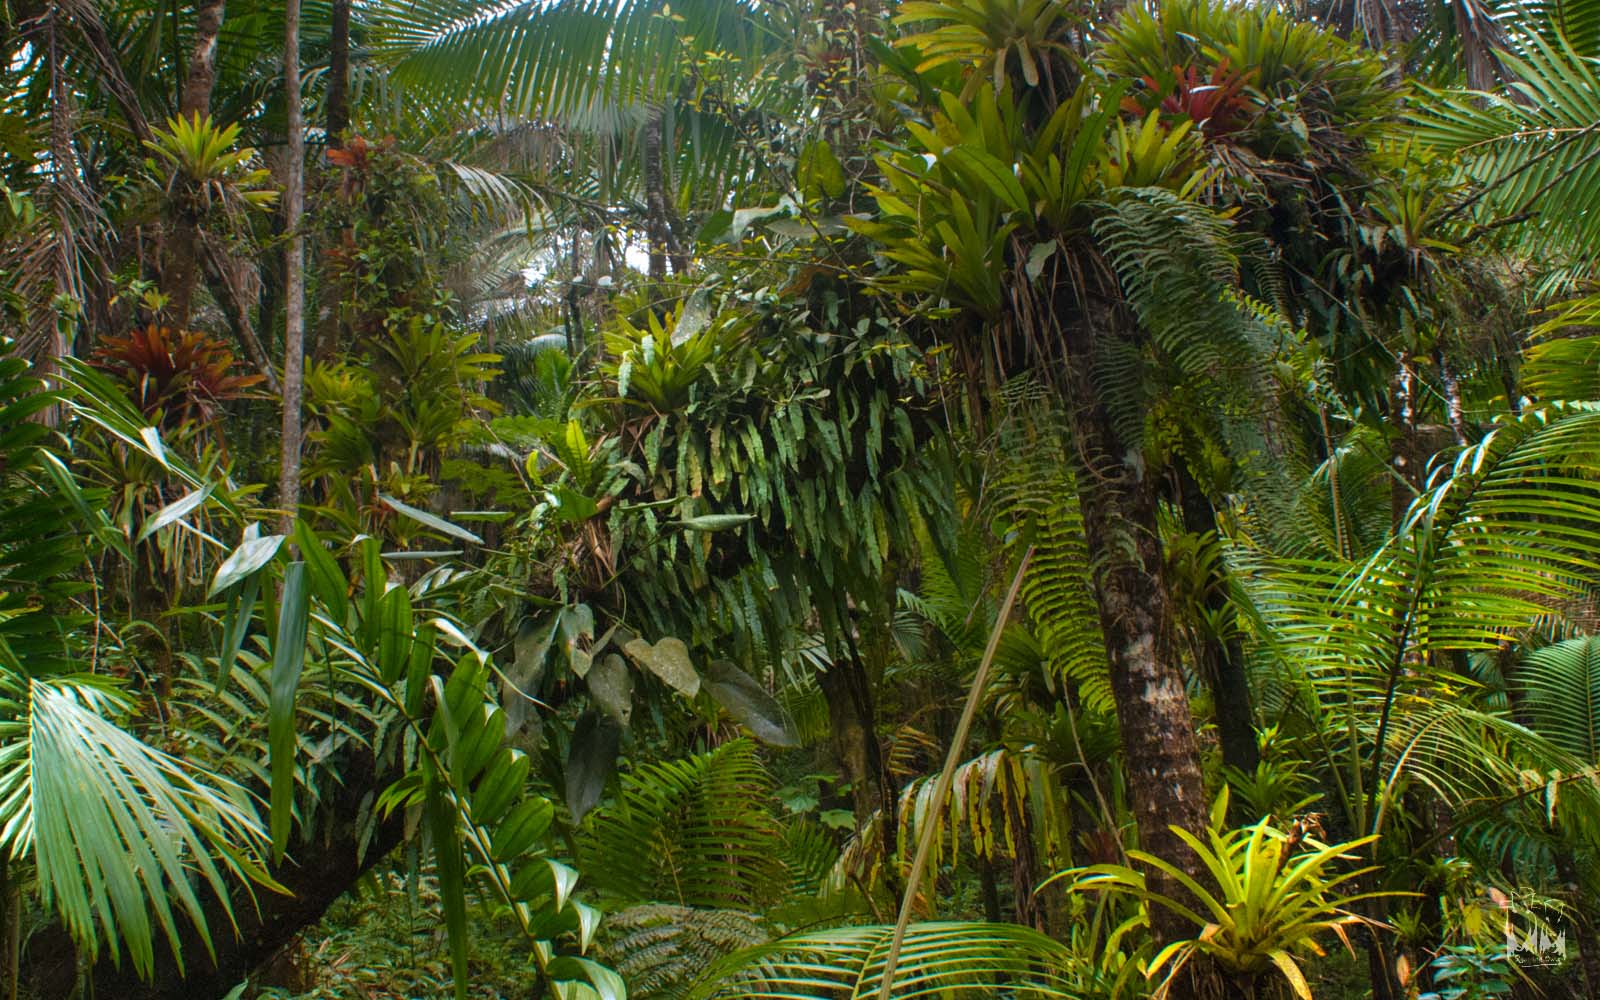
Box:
[603,903,768,1000]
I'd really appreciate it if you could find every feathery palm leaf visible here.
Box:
[579,738,787,909]
[686,921,1087,1000]
[0,676,270,979]
[1414,33,1600,257]
[1239,402,1600,832]
[1515,636,1600,760]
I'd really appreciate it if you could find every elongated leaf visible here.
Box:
[669,514,754,532]
[380,493,484,545]
[17,679,269,979]
[210,532,285,597]
[269,562,311,858]
[425,762,469,1000]
[215,572,261,693]
[294,520,348,620]
[135,485,214,544]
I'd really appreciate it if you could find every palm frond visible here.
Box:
[1414,34,1600,256]
[1515,636,1600,760]
[579,738,787,909]
[685,921,1087,1000]
[0,677,269,979]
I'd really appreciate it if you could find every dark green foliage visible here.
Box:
[579,739,792,909]
[603,905,768,1000]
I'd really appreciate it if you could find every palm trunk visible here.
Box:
[1059,301,1210,953]
[179,0,226,120]
[643,110,670,284]
[279,0,306,532]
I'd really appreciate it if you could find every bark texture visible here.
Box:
[1059,299,1210,951]
[279,0,307,530]
[1178,478,1258,777]
[817,640,898,876]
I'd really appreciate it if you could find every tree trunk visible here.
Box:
[1389,351,1423,524]
[1059,301,1210,953]
[164,0,228,330]
[179,0,226,121]
[325,0,351,148]
[641,108,686,283]
[279,0,306,531]
[1177,476,1258,778]
[817,636,898,885]
[642,110,670,284]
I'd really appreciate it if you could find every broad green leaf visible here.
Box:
[293,520,348,620]
[425,763,469,1000]
[566,712,620,822]
[622,637,700,698]
[491,798,555,861]
[547,956,626,1000]
[586,654,633,725]
[705,661,798,747]
[377,586,414,684]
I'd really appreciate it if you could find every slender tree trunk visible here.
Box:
[1059,300,1210,955]
[641,108,687,282]
[312,0,351,360]
[279,0,306,532]
[179,0,226,120]
[1389,351,1423,523]
[164,0,228,330]
[642,110,669,285]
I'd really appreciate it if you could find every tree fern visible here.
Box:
[988,399,1114,715]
